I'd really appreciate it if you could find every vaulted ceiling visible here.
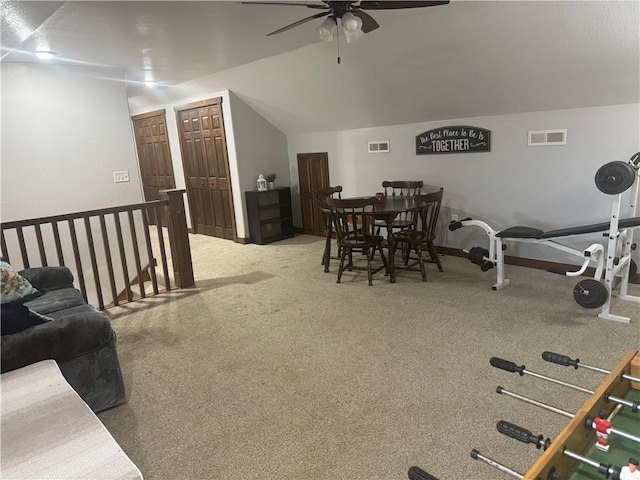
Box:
[2,1,639,134]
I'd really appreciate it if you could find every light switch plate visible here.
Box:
[113,171,130,183]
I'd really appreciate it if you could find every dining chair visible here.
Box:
[389,188,444,281]
[315,185,342,272]
[377,180,424,234]
[327,197,390,286]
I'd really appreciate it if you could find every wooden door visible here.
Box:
[131,109,175,225]
[175,98,236,241]
[297,152,330,236]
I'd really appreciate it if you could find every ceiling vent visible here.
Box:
[368,141,390,153]
[528,129,567,146]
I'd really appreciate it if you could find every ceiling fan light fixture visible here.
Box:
[34,50,57,60]
[344,28,363,43]
[340,12,362,33]
[316,16,336,42]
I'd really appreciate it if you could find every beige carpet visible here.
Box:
[98,233,639,480]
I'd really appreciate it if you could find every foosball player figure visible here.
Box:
[620,458,640,480]
[593,410,612,452]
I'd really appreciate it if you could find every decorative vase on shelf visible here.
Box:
[257,174,267,191]
[265,173,278,189]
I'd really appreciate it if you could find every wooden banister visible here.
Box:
[1,196,194,309]
[159,189,194,288]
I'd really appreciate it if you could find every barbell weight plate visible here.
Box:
[573,279,608,309]
[468,246,489,266]
[594,161,636,195]
[630,259,637,277]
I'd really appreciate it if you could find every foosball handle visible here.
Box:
[542,351,579,368]
[490,357,525,375]
[496,420,550,450]
[407,466,440,480]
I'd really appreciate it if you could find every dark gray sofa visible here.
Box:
[1,266,126,412]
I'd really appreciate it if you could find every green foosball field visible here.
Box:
[525,350,639,480]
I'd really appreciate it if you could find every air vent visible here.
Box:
[528,129,567,146]
[368,141,390,153]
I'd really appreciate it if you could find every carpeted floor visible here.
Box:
[98,233,639,480]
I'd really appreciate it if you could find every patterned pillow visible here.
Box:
[0,260,41,304]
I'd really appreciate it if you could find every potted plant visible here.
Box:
[265,173,278,189]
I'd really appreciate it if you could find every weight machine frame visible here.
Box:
[454,168,639,323]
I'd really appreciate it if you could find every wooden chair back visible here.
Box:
[382,181,423,197]
[315,185,343,212]
[413,188,444,239]
[327,197,379,244]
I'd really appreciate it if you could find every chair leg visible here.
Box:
[428,241,443,272]
[337,248,347,284]
[416,245,427,281]
[366,247,373,286]
[388,240,396,283]
[323,228,332,273]
[378,242,391,284]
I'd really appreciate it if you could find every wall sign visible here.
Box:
[416,125,491,155]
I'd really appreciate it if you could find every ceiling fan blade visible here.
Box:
[241,1,328,9]
[358,1,450,10]
[352,9,379,33]
[266,11,330,36]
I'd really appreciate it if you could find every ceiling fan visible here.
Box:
[242,1,450,42]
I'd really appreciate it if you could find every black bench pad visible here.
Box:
[497,216,640,240]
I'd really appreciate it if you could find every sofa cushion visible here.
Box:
[1,260,41,304]
[19,267,74,292]
[0,303,52,335]
[24,288,88,316]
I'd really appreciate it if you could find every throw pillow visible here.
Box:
[1,259,41,304]
[0,302,52,335]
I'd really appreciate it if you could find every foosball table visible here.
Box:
[409,349,640,480]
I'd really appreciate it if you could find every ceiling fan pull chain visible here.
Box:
[336,18,341,64]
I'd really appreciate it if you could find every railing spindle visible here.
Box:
[68,219,88,302]
[51,221,65,265]
[1,229,8,261]
[16,227,29,268]
[34,223,48,267]
[84,217,104,310]
[155,206,171,291]
[141,205,159,295]
[128,210,145,298]
[99,214,118,307]
[113,212,133,302]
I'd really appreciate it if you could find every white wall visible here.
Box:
[129,90,288,239]
[1,63,143,221]
[1,63,148,305]
[287,103,640,265]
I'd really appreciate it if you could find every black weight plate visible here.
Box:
[595,161,635,195]
[630,259,637,277]
[573,279,608,309]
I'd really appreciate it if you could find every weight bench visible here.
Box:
[450,154,640,323]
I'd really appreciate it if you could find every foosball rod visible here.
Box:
[407,466,440,480]
[496,387,640,444]
[496,421,623,480]
[490,357,639,412]
[470,449,524,479]
[542,351,640,384]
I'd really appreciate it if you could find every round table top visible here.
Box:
[375,185,442,214]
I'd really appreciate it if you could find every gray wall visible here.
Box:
[287,103,640,265]
[1,63,143,221]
